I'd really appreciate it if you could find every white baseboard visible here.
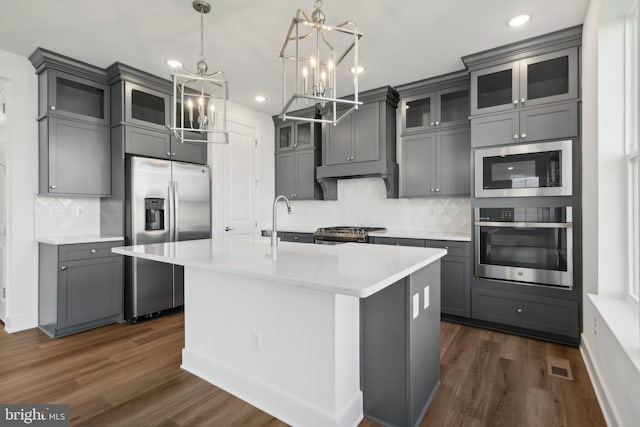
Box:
[3,313,36,333]
[182,348,363,427]
[580,335,619,427]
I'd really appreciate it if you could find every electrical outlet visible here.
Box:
[424,285,430,309]
[412,293,420,319]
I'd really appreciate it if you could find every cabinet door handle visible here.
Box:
[60,266,67,271]
[224,226,234,232]
[50,105,56,111]
[50,185,57,189]
[516,307,524,314]
[435,121,440,126]
[166,152,171,156]
[521,97,526,104]
[172,152,176,156]
[513,134,519,140]
[520,133,526,139]
[430,188,434,192]
[435,188,440,192]
[430,122,435,126]
[293,237,299,240]
[513,99,518,105]
[90,249,97,254]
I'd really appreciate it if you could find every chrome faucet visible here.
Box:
[271,195,292,246]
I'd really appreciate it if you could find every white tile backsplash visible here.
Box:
[34,196,100,238]
[277,177,471,233]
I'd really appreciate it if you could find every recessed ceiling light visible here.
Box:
[350,66,365,74]
[166,59,183,68]
[508,14,530,27]
[254,95,267,103]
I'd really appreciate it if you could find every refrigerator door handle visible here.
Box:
[174,181,180,241]
[168,182,175,242]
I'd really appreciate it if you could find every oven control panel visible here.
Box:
[477,207,569,222]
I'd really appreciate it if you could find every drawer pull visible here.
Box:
[60,266,67,271]
[516,307,524,314]
[90,249,97,254]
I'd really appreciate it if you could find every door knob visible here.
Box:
[430,122,435,126]
[90,249,97,254]
[513,134,519,140]
[513,99,518,105]
[50,105,56,111]
[521,97,526,104]
[520,133,526,139]
[224,226,234,232]
[435,121,440,125]
[516,307,524,314]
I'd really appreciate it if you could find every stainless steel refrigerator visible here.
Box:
[125,156,211,321]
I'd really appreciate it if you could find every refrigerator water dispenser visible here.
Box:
[145,198,165,231]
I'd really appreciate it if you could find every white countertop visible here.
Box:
[261,226,320,234]
[112,235,446,298]
[369,230,471,242]
[36,235,125,245]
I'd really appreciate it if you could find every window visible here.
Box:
[625,3,640,302]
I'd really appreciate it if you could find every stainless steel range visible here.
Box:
[313,226,386,244]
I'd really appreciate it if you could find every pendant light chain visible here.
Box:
[199,10,205,64]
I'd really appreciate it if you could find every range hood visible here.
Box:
[316,86,399,199]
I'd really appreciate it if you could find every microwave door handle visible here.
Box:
[474,221,573,229]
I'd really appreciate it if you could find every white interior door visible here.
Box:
[221,121,257,236]
[0,82,8,323]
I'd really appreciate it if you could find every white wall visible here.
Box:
[0,49,39,332]
[580,1,640,426]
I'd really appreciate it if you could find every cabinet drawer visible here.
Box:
[472,288,579,337]
[425,240,470,257]
[59,241,124,262]
[278,232,314,244]
[372,237,426,247]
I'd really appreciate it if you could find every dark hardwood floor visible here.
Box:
[0,314,605,426]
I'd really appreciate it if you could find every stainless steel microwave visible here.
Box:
[474,140,572,198]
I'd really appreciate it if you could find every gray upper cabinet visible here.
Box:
[324,102,380,164]
[470,47,578,116]
[30,48,112,197]
[401,127,470,197]
[108,63,207,165]
[40,117,110,196]
[398,72,471,198]
[471,101,578,148]
[124,82,170,131]
[317,86,399,198]
[43,70,109,125]
[401,85,470,134]
[273,108,322,200]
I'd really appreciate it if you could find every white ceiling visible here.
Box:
[0,0,589,116]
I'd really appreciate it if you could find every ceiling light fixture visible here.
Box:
[350,66,365,74]
[278,0,363,125]
[508,14,530,27]
[169,0,228,144]
[254,95,267,103]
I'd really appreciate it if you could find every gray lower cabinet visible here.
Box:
[277,232,314,243]
[39,117,111,196]
[472,287,579,338]
[39,241,124,338]
[471,101,578,148]
[371,237,471,317]
[361,261,441,427]
[401,126,470,197]
[275,148,320,200]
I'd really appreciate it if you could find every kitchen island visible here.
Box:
[113,236,446,427]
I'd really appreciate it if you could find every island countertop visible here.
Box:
[112,235,446,298]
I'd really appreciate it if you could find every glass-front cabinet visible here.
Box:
[275,121,314,153]
[402,86,469,133]
[124,82,170,131]
[470,47,578,116]
[45,70,109,125]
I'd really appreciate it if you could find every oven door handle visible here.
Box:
[474,221,573,229]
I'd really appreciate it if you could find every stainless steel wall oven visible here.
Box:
[474,207,573,288]
[474,140,572,198]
